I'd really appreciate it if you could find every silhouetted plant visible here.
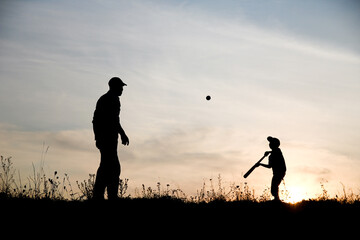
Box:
[259,186,272,202]
[76,174,95,200]
[119,178,129,198]
[0,156,15,196]
[318,179,329,201]
[63,173,78,200]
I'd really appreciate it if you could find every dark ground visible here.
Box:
[1,196,359,238]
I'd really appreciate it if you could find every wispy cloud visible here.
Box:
[0,1,359,197]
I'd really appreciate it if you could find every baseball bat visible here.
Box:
[243,153,269,178]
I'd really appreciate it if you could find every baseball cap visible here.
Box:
[267,136,280,147]
[109,77,127,88]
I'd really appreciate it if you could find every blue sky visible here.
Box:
[0,0,359,200]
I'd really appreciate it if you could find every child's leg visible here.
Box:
[271,175,283,200]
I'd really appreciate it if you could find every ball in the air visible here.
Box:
[206,95,211,101]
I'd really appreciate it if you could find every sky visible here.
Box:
[0,0,359,200]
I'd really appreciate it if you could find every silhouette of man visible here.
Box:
[257,136,286,201]
[92,77,129,200]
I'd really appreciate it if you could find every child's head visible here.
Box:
[267,136,280,149]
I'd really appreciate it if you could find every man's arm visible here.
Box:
[119,124,129,145]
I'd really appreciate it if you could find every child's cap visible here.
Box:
[267,136,280,147]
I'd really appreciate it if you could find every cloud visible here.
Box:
[1,120,359,197]
[297,166,331,177]
[1,1,359,197]
[0,122,249,191]
[124,127,246,171]
[1,0,359,133]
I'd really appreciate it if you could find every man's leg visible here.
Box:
[104,140,120,200]
[93,164,106,200]
[93,141,112,200]
[107,160,121,200]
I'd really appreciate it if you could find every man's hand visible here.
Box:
[121,133,129,146]
[95,141,102,150]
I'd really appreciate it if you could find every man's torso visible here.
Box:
[92,91,121,141]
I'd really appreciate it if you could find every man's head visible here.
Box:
[267,136,280,150]
[109,77,127,96]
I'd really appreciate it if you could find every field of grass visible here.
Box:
[1,155,359,236]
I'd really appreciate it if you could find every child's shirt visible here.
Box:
[269,148,286,175]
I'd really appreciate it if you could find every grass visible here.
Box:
[2,156,359,201]
[1,155,360,204]
[1,155,360,234]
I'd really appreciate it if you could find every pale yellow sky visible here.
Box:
[0,1,359,200]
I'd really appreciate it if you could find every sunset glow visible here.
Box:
[284,186,308,204]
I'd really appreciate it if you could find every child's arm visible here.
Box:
[259,163,271,168]
[257,151,272,168]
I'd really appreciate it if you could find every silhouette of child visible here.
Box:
[257,136,286,201]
